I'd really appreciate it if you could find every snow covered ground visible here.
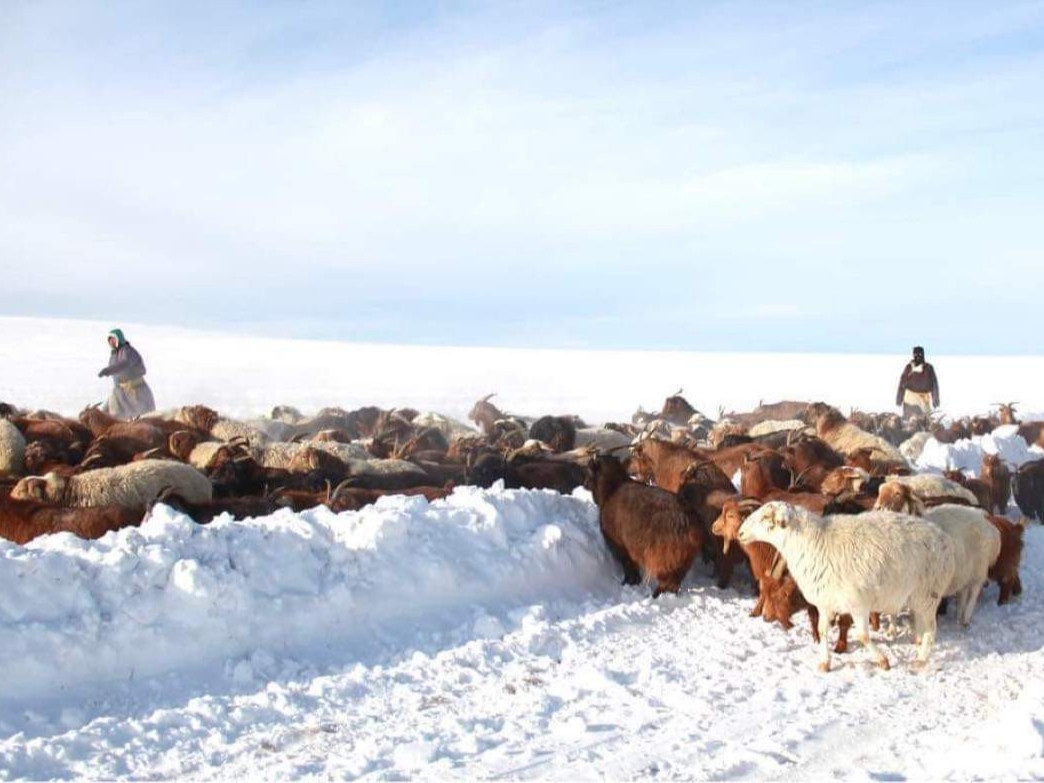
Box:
[1,316,1043,780]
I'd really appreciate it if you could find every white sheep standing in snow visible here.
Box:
[874,483,1001,628]
[737,501,955,672]
[0,418,27,477]
[923,505,1001,627]
[11,460,212,508]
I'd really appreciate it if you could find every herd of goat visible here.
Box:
[0,393,1041,671]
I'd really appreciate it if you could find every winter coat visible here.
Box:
[99,340,156,419]
[895,361,939,407]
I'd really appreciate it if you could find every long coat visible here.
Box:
[100,342,156,419]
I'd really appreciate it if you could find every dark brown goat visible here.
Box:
[528,416,578,452]
[674,459,744,589]
[153,489,282,524]
[986,514,1024,604]
[586,455,704,598]
[980,454,1012,515]
[660,390,698,426]
[0,494,143,544]
[738,450,791,499]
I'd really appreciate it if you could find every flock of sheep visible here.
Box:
[0,393,1039,671]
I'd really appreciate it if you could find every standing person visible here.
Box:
[895,345,939,419]
[97,328,156,419]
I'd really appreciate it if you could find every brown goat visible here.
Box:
[738,450,791,500]
[943,469,993,510]
[586,455,704,598]
[468,394,506,437]
[711,497,856,652]
[675,459,743,589]
[328,482,455,513]
[629,437,712,492]
[779,434,844,491]
[986,514,1024,605]
[981,454,1012,514]
[846,447,911,477]
[0,494,143,544]
[995,402,1019,426]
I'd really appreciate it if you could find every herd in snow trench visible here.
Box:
[0,393,1041,671]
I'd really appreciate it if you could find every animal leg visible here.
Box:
[715,555,735,590]
[960,582,984,628]
[749,592,765,618]
[911,603,938,668]
[604,538,642,586]
[817,611,834,673]
[998,580,1013,605]
[834,614,852,654]
[652,565,689,599]
[854,614,889,670]
[807,605,821,644]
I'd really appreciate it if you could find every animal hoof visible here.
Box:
[817,662,831,673]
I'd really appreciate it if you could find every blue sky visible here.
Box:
[2,1,1043,352]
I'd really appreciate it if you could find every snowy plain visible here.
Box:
[1,315,1043,781]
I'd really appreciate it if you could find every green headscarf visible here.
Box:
[108,328,126,347]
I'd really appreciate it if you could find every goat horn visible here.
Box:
[790,464,814,489]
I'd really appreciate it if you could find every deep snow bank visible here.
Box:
[0,486,614,734]
[915,425,1044,476]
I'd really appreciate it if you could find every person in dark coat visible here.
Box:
[895,345,939,419]
[98,328,156,419]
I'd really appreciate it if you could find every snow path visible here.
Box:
[3,523,1042,781]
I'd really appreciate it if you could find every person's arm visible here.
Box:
[930,365,940,407]
[99,346,144,377]
[895,365,909,406]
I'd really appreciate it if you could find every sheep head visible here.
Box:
[11,475,49,502]
[737,501,803,546]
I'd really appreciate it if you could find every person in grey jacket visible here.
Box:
[98,328,156,419]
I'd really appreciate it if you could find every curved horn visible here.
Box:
[789,464,815,490]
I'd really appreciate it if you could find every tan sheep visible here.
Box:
[12,460,212,508]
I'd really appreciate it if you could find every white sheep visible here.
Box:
[882,474,978,505]
[899,431,933,464]
[254,441,370,470]
[873,482,1001,628]
[738,501,955,672]
[575,427,634,451]
[11,460,212,508]
[810,404,907,464]
[0,419,27,477]
[922,505,1001,627]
